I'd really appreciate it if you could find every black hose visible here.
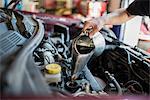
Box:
[111,77,122,95]
[105,71,122,95]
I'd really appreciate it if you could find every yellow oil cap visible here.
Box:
[45,63,61,74]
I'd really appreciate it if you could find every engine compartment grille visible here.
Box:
[0,30,25,57]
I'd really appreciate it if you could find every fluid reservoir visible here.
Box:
[44,63,61,84]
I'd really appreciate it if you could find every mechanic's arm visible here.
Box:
[83,8,135,37]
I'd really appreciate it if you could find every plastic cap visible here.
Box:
[45,63,61,74]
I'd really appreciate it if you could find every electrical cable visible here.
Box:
[124,49,145,81]
[124,80,144,94]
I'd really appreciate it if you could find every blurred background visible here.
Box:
[0,0,149,52]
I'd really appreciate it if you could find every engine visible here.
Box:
[33,24,150,96]
[0,7,150,97]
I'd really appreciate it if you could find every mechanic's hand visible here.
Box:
[83,17,105,38]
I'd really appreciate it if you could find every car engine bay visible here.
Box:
[0,5,150,98]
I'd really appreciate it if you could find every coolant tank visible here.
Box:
[45,63,61,84]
